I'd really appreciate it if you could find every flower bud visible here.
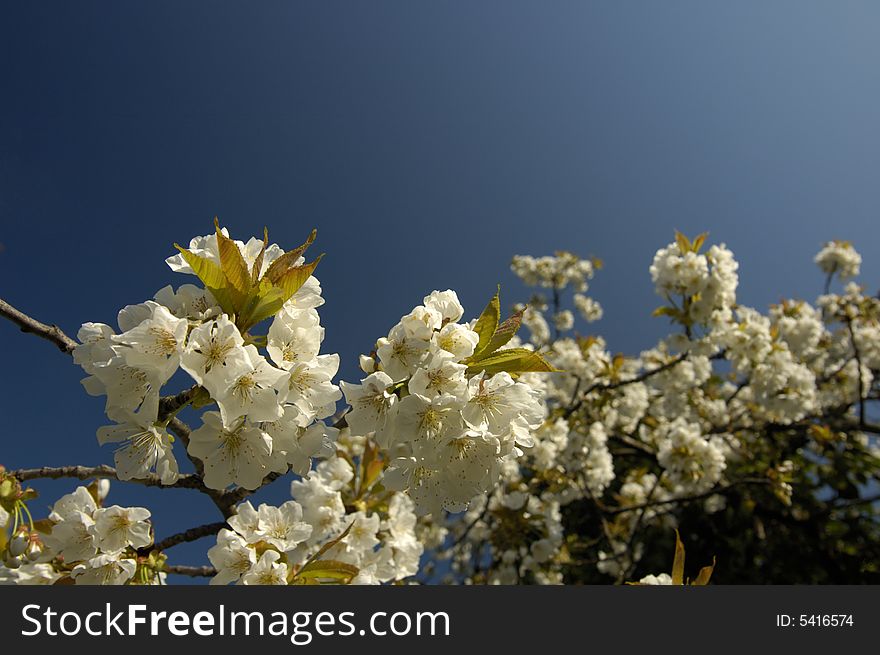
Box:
[3,550,23,569]
[8,529,29,557]
[25,538,43,562]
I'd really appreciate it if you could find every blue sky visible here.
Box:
[1,1,878,581]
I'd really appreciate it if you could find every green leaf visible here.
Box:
[652,306,678,318]
[238,277,287,329]
[214,218,252,296]
[237,255,323,330]
[465,347,557,376]
[483,308,524,356]
[472,286,501,357]
[692,232,708,254]
[296,559,359,584]
[172,245,241,316]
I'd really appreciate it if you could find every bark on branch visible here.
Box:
[11,464,204,491]
[0,297,78,353]
[163,565,216,578]
[147,521,228,553]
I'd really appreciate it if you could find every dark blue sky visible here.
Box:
[1,2,878,580]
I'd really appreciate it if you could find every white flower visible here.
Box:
[639,573,673,585]
[153,283,219,321]
[241,550,289,585]
[207,529,257,585]
[206,345,288,425]
[71,555,137,585]
[49,487,97,523]
[408,356,468,400]
[97,415,179,485]
[45,512,98,563]
[188,411,286,490]
[553,310,574,332]
[267,308,323,368]
[376,324,431,382]
[255,501,312,551]
[226,501,262,543]
[573,294,603,322]
[262,413,336,476]
[91,505,152,552]
[342,512,380,554]
[423,290,465,323]
[433,323,480,360]
[314,457,355,491]
[84,357,163,424]
[393,393,463,445]
[180,315,249,388]
[340,371,397,437]
[112,302,188,382]
[462,372,543,433]
[280,354,342,426]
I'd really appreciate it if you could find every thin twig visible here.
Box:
[566,352,689,417]
[845,317,866,428]
[0,297,78,353]
[607,477,772,516]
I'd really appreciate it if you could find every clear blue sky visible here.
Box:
[1,1,878,581]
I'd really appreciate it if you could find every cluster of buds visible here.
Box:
[0,467,44,569]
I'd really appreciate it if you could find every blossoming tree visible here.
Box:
[1,225,877,584]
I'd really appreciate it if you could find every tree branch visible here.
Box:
[147,521,228,553]
[163,565,216,578]
[0,297,78,354]
[606,477,771,516]
[565,352,689,417]
[10,464,205,491]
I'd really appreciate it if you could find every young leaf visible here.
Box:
[274,255,323,302]
[472,286,501,357]
[250,227,269,284]
[296,559,359,584]
[214,218,252,296]
[465,347,557,376]
[264,229,318,284]
[652,306,678,318]
[674,230,692,253]
[238,277,287,329]
[691,558,716,586]
[671,529,686,585]
[692,232,708,253]
[482,308,524,356]
[172,246,243,316]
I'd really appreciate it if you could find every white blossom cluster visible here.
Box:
[649,237,739,326]
[814,240,861,280]
[425,234,879,584]
[208,456,422,585]
[73,228,341,490]
[4,227,878,586]
[511,251,597,292]
[342,291,546,516]
[2,482,161,586]
[511,251,604,345]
